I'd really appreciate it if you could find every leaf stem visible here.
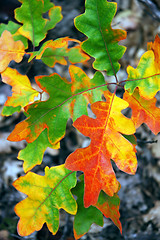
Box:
[41,72,160,112]
[119,73,160,84]
[19,72,160,139]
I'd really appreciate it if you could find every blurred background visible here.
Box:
[0,0,160,239]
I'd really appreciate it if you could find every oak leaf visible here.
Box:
[75,0,126,75]
[0,30,25,72]
[15,0,62,46]
[8,66,105,146]
[65,91,137,207]
[125,35,160,99]
[67,45,90,64]
[16,67,105,172]
[0,21,20,36]
[13,164,77,236]
[28,37,72,61]
[1,67,39,115]
[29,38,89,67]
[96,190,121,234]
[123,88,160,135]
[2,106,21,116]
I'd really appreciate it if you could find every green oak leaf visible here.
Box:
[15,0,62,46]
[8,66,106,146]
[18,129,58,173]
[75,0,126,75]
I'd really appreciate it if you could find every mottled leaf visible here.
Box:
[73,175,121,239]
[123,88,160,134]
[96,190,122,234]
[65,91,137,207]
[125,35,160,99]
[147,34,160,72]
[13,164,77,236]
[8,66,105,145]
[69,65,105,121]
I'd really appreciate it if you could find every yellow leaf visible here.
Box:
[2,67,39,108]
[0,30,25,72]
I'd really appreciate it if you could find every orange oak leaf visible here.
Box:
[0,30,25,72]
[65,91,137,207]
[123,88,160,135]
[95,189,122,234]
[1,67,39,108]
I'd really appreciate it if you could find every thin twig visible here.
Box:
[137,139,158,144]
[10,233,24,240]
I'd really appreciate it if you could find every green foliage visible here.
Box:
[15,0,62,46]
[75,0,126,75]
[18,129,55,173]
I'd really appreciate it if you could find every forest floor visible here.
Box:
[1,0,160,240]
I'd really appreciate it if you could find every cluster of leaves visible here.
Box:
[1,0,160,238]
